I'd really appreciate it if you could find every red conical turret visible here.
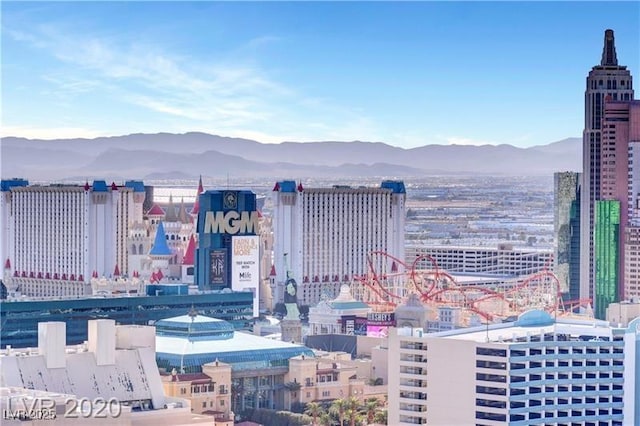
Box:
[191,176,204,216]
[182,235,196,265]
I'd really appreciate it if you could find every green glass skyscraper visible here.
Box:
[594,200,620,319]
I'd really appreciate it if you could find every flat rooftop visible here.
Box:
[401,310,621,344]
[156,330,309,355]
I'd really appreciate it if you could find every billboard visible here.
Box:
[366,312,394,338]
[366,325,390,338]
[209,249,226,285]
[341,315,368,336]
[367,312,395,326]
[232,235,260,317]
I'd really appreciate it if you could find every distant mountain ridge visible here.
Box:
[0,133,581,181]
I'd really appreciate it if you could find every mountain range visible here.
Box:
[0,133,581,181]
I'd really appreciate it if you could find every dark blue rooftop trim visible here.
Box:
[92,180,108,192]
[278,180,297,193]
[381,180,406,194]
[1,179,29,192]
[124,180,146,192]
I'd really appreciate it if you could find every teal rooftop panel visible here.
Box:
[155,316,315,373]
[156,315,235,341]
[514,310,554,327]
[330,301,369,310]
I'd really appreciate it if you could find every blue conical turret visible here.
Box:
[149,222,172,256]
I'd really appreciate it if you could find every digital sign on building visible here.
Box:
[209,250,226,285]
[366,312,395,337]
[195,190,259,313]
[232,235,260,317]
[341,315,368,336]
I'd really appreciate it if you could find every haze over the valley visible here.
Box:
[0,133,581,181]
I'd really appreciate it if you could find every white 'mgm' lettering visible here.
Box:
[204,211,258,234]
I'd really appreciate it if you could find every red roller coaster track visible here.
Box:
[352,251,591,321]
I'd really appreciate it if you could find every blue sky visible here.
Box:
[2,1,639,148]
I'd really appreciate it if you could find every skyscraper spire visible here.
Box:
[600,29,618,66]
[581,28,634,317]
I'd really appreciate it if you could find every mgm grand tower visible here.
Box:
[580,29,634,307]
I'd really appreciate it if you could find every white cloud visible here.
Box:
[223,130,290,144]
[8,26,287,124]
[243,35,282,50]
[1,125,106,140]
[433,134,537,147]
[5,24,385,146]
[435,135,499,146]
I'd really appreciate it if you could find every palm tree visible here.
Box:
[373,409,387,425]
[363,398,380,425]
[330,398,348,426]
[345,396,360,426]
[305,401,323,426]
[284,380,302,391]
[231,381,243,412]
[318,412,332,426]
[284,380,302,411]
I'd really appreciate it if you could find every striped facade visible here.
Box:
[271,181,405,306]
[1,180,144,297]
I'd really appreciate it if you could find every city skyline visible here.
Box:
[2,1,639,148]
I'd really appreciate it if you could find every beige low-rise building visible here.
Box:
[161,360,233,425]
[284,351,386,410]
[606,299,640,326]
